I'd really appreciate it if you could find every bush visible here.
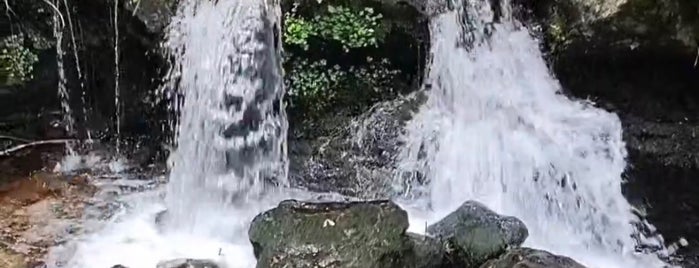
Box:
[0,35,39,86]
[283,3,402,119]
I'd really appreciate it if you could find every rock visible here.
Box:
[111,265,128,268]
[124,0,176,34]
[289,92,427,199]
[406,233,446,268]
[427,201,528,267]
[480,248,586,268]
[248,199,414,268]
[156,259,219,268]
[519,0,699,56]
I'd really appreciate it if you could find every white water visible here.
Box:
[49,0,674,267]
[113,0,122,153]
[49,1,292,267]
[162,0,287,233]
[396,1,669,268]
[52,0,75,137]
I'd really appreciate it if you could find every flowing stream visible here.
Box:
[396,1,669,267]
[49,0,672,267]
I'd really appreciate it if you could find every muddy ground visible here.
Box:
[0,144,96,267]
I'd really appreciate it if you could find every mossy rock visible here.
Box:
[480,247,586,268]
[249,199,414,268]
[427,201,529,267]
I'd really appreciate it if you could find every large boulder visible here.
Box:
[427,201,529,267]
[480,248,586,268]
[248,200,416,268]
[517,0,698,56]
[289,92,426,199]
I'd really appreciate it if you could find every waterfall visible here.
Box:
[62,0,91,140]
[113,0,121,152]
[395,1,669,267]
[52,0,75,138]
[162,0,287,234]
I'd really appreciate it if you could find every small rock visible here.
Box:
[249,199,413,268]
[480,248,586,268]
[156,258,219,268]
[427,200,528,266]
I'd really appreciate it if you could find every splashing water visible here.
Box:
[395,1,669,267]
[162,0,287,233]
[49,1,291,267]
[113,0,122,153]
[52,0,75,138]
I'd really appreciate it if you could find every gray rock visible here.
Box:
[427,201,528,267]
[248,199,414,268]
[480,247,586,268]
[406,233,446,268]
[289,92,427,199]
[124,0,176,34]
[156,259,219,268]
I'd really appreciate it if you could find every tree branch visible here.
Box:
[0,139,74,157]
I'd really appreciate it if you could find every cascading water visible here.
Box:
[161,0,287,233]
[52,0,75,138]
[395,1,669,267]
[113,0,121,152]
[49,1,295,267]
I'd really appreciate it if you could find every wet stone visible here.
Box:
[427,200,528,267]
[156,258,220,268]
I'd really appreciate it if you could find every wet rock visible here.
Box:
[427,201,528,267]
[518,0,698,56]
[248,199,414,268]
[111,265,128,268]
[156,259,219,268]
[124,0,177,34]
[406,233,446,268]
[289,92,427,199]
[480,248,586,268]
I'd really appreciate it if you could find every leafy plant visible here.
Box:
[285,58,344,113]
[283,4,383,51]
[0,35,39,86]
[315,5,383,51]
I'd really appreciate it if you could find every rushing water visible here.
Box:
[50,1,291,267]
[395,1,669,267]
[50,0,674,267]
[113,0,122,152]
[161,0,287,233]
[52,0,75,137]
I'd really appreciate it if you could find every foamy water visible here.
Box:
[48,0,674,268]
[395,1,669,267]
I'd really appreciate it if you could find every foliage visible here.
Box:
[283,3,401,118]
[285,56,402,116]
[284,15,315,50]
[285,58,344,113]
[0,35,39,86]
[315,5,383,51]
[283,5,384,51]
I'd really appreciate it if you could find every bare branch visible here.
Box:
[0,139,74,157]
